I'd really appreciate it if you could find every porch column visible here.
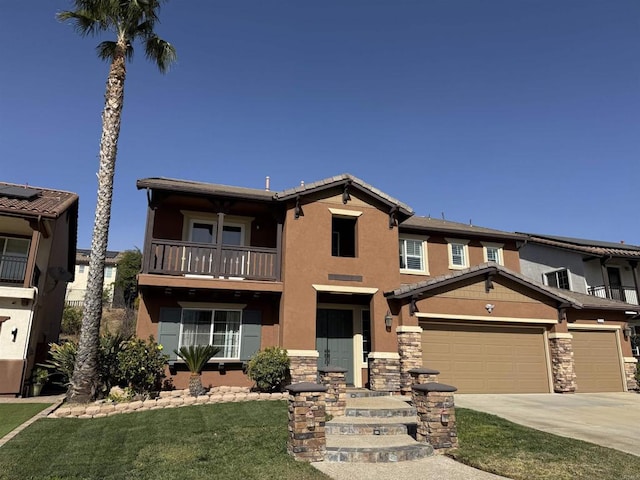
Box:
[142,204,156,273]
[623,357,638,391]
[275,219,283,281]
[287,350,319,384]
[629,260,640,305]
[600,258,611,299]
[285,382,327,462]
[215,212,225,274]
[318,366,347,417]
[397,326,423,395]
[23,229,41,288]
[412,382,459,454]
[548,333,576,393]
[368,352,401,393]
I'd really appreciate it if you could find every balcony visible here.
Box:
[145,240,279,282]
[588,285,639,306]
[0,254,27,286]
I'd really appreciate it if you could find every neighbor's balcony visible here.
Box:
[144,240,280,282]
[0,254,28,286]
[588,285,639,306]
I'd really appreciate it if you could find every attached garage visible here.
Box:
[570,328,625,393]
[420,321,551,393]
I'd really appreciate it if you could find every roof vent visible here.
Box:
[265,176,270,191]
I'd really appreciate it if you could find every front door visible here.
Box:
[316,309,354,385]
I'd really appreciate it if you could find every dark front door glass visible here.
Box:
[316,309,354,385]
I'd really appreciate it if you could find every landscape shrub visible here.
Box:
[40,341,78,386]
[61,306,83,336]
[246,347,290,392]
[116,336,168,395]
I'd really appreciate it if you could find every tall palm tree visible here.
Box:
[59,0,176,403]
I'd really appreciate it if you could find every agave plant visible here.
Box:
[174,345,221,396]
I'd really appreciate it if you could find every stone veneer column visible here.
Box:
[412,382,458,454]
[287,350,319,384]
[408,368,440,386]
[397,326,424,395]
[548,333,576,393]
[368,352,401,393]
[318,366,347,417]
[623,357,638,391]
[285,382,327,462]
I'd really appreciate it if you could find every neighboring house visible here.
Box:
[0,182,78,396]
[519,233,640,306]
[65,249,122,308]
[135,174,637,395]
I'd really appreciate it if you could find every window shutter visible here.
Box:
[240,310,262,361]
[158,307,182,361]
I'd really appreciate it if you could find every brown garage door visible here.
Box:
[421,322,550,393]
[571,329,624,393]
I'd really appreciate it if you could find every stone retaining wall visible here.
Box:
[49,386,287,419]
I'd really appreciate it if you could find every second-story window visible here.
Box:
[191,221,215,243]
[399,236,428,274]
[447,239,470,269]
[482,242,504,265]
[105,266,114,278]
[332,217,357,257]
[545,269,570,290]
[0,236,30,283]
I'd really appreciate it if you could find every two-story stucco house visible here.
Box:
[135,174,637,395]
[0,182,78,396]
[65,249,122,308]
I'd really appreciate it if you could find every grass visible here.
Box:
[451,407,640,480]
[0,404,50,437]
[0,401,328,480]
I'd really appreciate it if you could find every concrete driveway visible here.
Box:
[456,392,640,456]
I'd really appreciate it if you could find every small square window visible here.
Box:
[545,269,570,290]
[482,243,504,265]
[332,217,356,257]
[447,239,469,269]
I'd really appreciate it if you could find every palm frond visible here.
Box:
[57,10,104,36]
[174,345,221,374]
[144,35,176,73]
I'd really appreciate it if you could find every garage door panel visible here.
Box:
[571,330,624,393]
[421,322,550,394]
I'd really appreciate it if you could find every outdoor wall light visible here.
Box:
[440,410,450,425]
[384,311,393,329]
[485,303,495,314]
[623,326,633,340]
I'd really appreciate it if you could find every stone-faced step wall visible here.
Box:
[397,326,423,395]
[412,382,458,454]
[368,352,401,393]
[285,382,327,462]
[288,350,319,384]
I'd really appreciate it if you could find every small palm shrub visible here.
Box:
[174,345,221,396]
[39,341,78,386]
[246,347,290,392]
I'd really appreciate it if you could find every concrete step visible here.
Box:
[345,396,416,418]
[326,415,418,436]
[325,434,433,462]
[345,388,395,398]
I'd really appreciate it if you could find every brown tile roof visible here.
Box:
[273,174,414,215]
[385,262,638,311]
[521,233,640,259]
[401,216,526,241]
[0,182,78,218]
[136,177,275,201]
[76,249,122,265]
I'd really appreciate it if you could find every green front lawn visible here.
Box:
[0,404,50,438]
[0,401,328,480]
[452,407,640,480]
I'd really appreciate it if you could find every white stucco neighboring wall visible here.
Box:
[0,289,36,361]
[519,243,588,293]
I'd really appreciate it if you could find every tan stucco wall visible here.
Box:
[279,190,402,353]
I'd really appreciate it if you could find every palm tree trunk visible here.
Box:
[67,41,127,403]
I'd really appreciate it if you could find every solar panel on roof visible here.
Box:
[0,185,42,200]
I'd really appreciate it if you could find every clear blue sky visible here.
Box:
[1,1,639,251]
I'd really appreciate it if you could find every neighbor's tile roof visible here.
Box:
[76,249,122,265]
[0,182,78,218]
[521,233,640,258]
[401,216,526,241]
[385,262,637,311]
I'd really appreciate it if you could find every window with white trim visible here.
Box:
[482,242,504,265]
[179,308,242,358]
[544,269,570,290]
[0,236,30,282]
[447,239,469,269]
[399,236,428,274]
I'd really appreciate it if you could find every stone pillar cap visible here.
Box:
[318,366,348,373]
[408,368,440,375]
[412,382,457,393]
[285,382,328,393]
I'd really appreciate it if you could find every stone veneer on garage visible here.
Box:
[548,333,577,393]
[624,357,638,391]
[397,326,424,395]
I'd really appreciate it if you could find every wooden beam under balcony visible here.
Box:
[138,273,283,293]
